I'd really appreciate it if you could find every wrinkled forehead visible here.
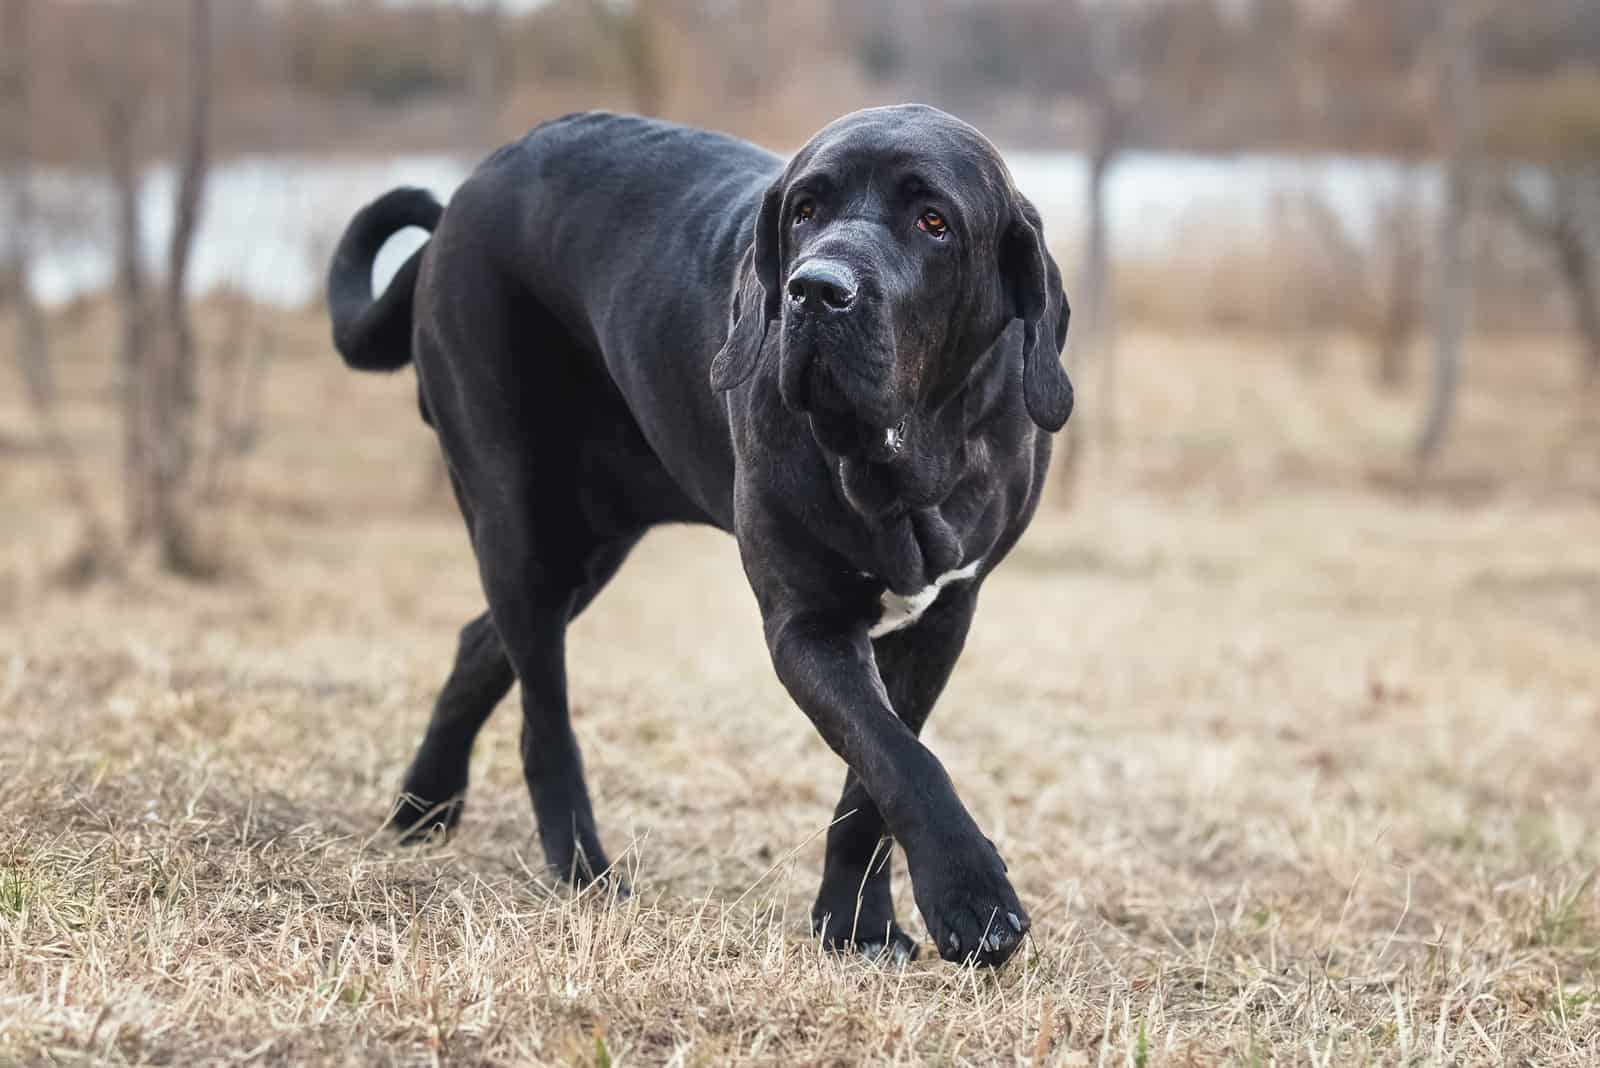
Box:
[786,107,1013,217]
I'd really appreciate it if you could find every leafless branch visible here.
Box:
[2,0,114,578]
[1416,0,1478,465]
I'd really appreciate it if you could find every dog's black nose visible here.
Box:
[787,261,857,314]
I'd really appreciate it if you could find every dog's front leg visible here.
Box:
[737,491,1030,966]
[811,586,978,962]
[761,609,1029,965]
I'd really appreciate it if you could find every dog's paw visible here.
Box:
[853,928,919,966]
[542,835,625,895]
[387,791,463,845]
[910,850,1030,968]
[813,907,919,965]
[565,863,631,900]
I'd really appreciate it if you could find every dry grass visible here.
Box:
[2,303,1599,1065]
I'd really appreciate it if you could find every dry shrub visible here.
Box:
[1110,183,1576,345]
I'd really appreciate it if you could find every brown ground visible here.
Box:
[1,304,1598,1065]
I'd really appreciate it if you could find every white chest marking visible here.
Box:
[868,559,983,638]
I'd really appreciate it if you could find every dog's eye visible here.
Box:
[917,209,949,238]
[792,200,815,227]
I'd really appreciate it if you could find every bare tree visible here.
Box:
[73,0,214,570]
[80,7,160,543]
[588,0,663,117]
[1079,23,1135,433]
[2,0,112,577]
[0,0,51,409]
[1416,0,1478,465]
[199,292,267,505]
[1044,0,1232,502]
[1053,5,1140,502]
[1371,176,1427,389]
[147,0,214,572]
[462,0,505,150]
[113,174,152,540]
[1497,170,1600,379]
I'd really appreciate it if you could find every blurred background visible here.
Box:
[1,0,1597,578]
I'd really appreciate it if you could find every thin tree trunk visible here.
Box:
[149,0,212,572]
[1085,134,1115,344]
[1501,172,1600,380]
[467,0,503,149]
[104,91,153,543]
[3,0,42,391]
[200,295,261,505]
[1055,92,1123,505]
[620,4,662,117]
[1373,179,1424,389]
[2,0,112,576]
[590,0,662,117]
[1416,4,1476,465]
[1054,6,1137,507]
[1084,128,1119,449]
[1,0,52,408]
[1564,240,1600,378]
[1550,177,1600,379]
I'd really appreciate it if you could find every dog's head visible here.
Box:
[712,104,1072,460]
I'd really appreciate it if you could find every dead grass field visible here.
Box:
[2,304,1599,1065]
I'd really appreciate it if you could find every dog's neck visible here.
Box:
[832,341,1010,595]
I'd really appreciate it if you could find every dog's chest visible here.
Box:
[868,558,983,638]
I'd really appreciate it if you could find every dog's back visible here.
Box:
[330,112,787,526]
[438,112,780,372]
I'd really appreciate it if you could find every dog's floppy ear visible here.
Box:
[710,180,783,392]
[1000,198,1073,431]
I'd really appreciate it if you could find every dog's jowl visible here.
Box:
[327,106,1072,968]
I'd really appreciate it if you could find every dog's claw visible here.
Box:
[946,931,961,956]
[858,939,916,967]
[1008,911,1023,933]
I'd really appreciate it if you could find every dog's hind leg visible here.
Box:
[471,516,632,888]
[390,530,639,864]
[390,465,512,841]
[390,610,515,841]
[444,401,637,886]
[404,213,642,887]
[811,587,978,962]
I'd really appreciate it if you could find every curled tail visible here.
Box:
[327,187,443,371]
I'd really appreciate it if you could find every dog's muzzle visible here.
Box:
[780,259,909,463]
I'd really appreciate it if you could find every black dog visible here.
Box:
[328,106,1071,968]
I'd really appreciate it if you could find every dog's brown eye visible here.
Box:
[918,209,949,238]
[793,200,815,227]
